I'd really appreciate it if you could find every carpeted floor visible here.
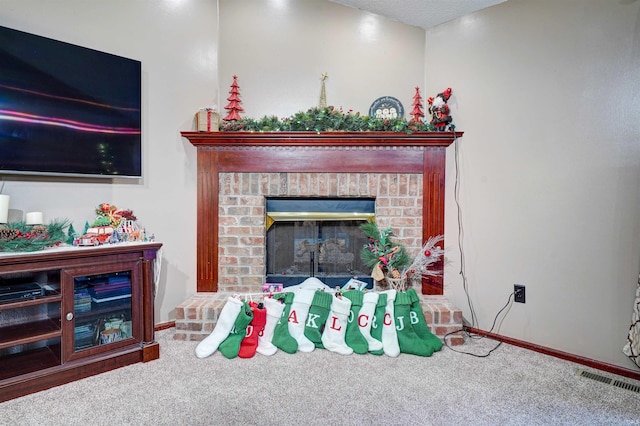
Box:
[2,328,640,426]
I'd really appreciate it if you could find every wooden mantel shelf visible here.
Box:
[181,131,463,147]
[182,130,463,295]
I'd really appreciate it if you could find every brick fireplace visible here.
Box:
[218,172,423,292]
[176,131,465,344]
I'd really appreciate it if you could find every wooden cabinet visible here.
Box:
[0,243,162,402]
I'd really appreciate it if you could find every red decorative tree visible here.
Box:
[223,75,244,121]
[410,86,425,123]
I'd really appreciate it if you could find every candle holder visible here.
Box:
[25,212,44,226]
[0,194,9,225]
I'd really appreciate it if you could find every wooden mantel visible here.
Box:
[182,131,462,295]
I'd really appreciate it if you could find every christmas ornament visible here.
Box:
[410,86,425,123]
[318,72,328,108]
[427,87,453,131]
[222,75,244,121]
[369,96,404,119]
[403,235,445,279]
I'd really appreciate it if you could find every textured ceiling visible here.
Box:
[329,0,507,29]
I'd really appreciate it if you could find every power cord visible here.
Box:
[452,129,478,328]
[447,126,515,357]
[444,290,516,357]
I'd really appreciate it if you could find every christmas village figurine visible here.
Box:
[73,203,148,246]
[427,87,453,131]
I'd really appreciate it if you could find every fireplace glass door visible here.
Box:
[266,219,372,288]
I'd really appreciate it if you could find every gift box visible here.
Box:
[262,282,283,293]
[195,108,219,132]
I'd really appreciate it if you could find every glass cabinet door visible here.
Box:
[62,262,140,362]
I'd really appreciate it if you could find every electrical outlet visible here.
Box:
[514,284,526,303]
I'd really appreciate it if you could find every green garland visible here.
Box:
[220,106,436,133]
[0,219,71,252]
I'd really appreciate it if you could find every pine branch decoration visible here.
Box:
[0,218,71,252]
[359,222,411,276]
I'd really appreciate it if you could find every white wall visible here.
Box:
[431,0,640,369]
[0,0,218,322]
[218,0,425,118]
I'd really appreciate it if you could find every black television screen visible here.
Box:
[0,26,142,178]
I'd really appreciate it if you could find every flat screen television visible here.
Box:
[0,25,142,179]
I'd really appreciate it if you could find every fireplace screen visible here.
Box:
[265,198,374,288]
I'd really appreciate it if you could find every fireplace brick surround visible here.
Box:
[177,131,465,345]
[217,171,423,293]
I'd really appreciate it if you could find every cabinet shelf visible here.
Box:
[74,298,131,321]
[0,346,61,381]
[0,318,61,349]
[0,294,61,311]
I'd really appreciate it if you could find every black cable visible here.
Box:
[444,291,515,357]
[452,130,478,327]
[447,126,516,357]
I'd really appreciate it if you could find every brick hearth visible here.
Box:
[174,292,465,346]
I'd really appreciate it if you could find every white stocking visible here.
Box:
[287,289,316,352]
[359,292,383,352]
[381,290,400,357]
[195,297,243,359]
[321,295,353,355]
[257,297,285,356]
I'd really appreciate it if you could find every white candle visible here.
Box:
[25,211,43,225]
[0,195,9,224]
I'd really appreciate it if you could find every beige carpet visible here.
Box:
[3,328,640,425]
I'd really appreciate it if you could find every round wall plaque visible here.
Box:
[368,96,404,119]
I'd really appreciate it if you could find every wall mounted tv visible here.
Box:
[0,25,142,179]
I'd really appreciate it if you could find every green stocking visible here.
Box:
[342,290,369,354]
[303,290,333,348]
[394,292,433,357]
[218,300,254,359]
[368,292,386,356]
[406,288,443,352]
[271,292,298,354]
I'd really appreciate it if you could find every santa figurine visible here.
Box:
[427,87,453,131]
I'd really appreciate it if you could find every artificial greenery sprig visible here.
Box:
[360,222,412,278]
[220,106,437,134]
[0,219,71,252]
